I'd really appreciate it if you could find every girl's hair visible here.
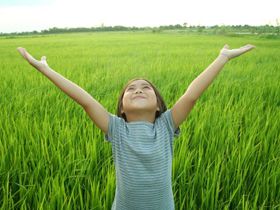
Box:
[116,78,166,121]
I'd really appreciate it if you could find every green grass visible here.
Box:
[0,31,279,209]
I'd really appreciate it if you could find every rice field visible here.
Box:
[0,31,279,209]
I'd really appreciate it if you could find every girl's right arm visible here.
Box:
[17,47,109,134]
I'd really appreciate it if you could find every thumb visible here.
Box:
[41,56,48,65]
[223,44,230,49]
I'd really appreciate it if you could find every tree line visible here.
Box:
[1,24,280,36]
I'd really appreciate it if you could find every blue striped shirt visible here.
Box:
[104,109,180,210]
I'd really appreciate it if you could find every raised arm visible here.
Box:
[171,44,255,129]
[17,47,109,134]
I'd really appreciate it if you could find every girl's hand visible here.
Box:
[17,47,49,71]
[219,44,256,61]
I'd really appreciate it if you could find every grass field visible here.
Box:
[0,31,279,209]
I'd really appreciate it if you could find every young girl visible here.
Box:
[17,43,255,210]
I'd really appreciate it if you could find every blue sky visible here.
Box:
[0,0,279,33]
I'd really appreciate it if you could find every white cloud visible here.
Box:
[0,0,279,33]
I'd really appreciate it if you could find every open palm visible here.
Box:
[220,44,255,60]
[17,47,49,70]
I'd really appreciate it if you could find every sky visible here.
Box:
[0,0,279,33]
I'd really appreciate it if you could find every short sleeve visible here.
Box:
[161,109,180,138]
[104,113,122,143]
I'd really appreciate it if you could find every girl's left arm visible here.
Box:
[171,44,255,129]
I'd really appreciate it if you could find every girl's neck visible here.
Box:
[125,111,156,124]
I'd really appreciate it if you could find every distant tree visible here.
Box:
[197,26,205,33]
[175,24,183,28]
[276,18,280,35]
[218,25,227,35]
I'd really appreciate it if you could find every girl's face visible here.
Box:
[121,79,160,115]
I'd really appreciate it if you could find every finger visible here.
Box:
[246,44,255,48]
[247,44,256,50]
[17,47,25,52]
[242,44,256,53]
[241,44,255,50]
[17,47,27,59]
[19,48,37,63]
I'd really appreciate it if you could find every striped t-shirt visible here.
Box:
[104,109,180,210]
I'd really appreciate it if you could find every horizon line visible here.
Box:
[1,23,279,35]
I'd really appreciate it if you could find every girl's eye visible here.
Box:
[127,86,150,91]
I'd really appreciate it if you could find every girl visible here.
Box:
[17,43,255,210]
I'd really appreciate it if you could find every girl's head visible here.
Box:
[117,78,167,122]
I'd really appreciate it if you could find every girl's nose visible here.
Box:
[135,89,143,94]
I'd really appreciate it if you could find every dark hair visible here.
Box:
[116,78,167,121]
